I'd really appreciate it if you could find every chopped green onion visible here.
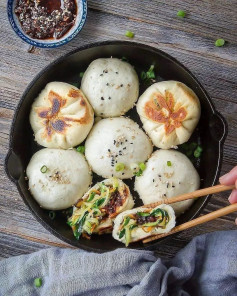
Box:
[134,169,143,177]
[79,72,84,78]
[130,224,137,230]
[125,30,135,38]
[167,161,172,167]
[40,165,48,173]
[194,146,203,158]
[177,10,186,18]
[141,65,155,82]
[115,163,125,172]
[87,192,96,202]
[75,211,89,239]
[139,162,146,171]
[137,212,150,217]
[94,198,106,208]
[119,228,126,239]
[215,39,225,47]
[76,146,85,154]
[49,211,56,220]
[123,217,130,227]
[34,277,42,288]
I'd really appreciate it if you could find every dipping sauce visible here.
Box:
[14,0,77,40]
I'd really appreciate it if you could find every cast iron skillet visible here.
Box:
[5,41,227,252]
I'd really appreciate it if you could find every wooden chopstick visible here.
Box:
[142,184,235,209]
[143,203,237,244]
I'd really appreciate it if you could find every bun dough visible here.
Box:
[30,82,94,149]
[137,81,201,149]
[134,149,200,215]
[112,204,175,244]
[85,117,153,179]
[26,149,92,210]
[81,58,139,117]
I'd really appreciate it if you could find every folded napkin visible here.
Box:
[0,230,237,296]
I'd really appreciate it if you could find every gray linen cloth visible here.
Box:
[0,230,237,296]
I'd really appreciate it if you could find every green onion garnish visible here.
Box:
[123,217,130,227]
[40,165,48,173]
[215,39,225,47]
[94,198,106,208]
[79,72,84,78]
[34,278,42,288]
[76,146,85,154]
[137,212,150,217]
[87,192,96,202]
[119,229,126,239]
[139,162,146,171]
[177,10,186,18]
[115,163,125,172]
[125,30,135,38]
[167,161,172,167]
[194,146,203,158]
[134,169,143,177]
[141,65,155,82]
[49,211,56,220]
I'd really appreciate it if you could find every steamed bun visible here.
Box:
[26,149,92,210]
[134,149,200,215]
[137,81,201,149]
[30,82,94,149]
[85,117,153,179]
[81,58,139,117]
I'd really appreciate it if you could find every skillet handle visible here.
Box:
[210,112,228,144]
[5,150,22,184]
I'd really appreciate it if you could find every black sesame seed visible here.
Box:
[114,140,116,145]
[100,74,103,76]
[108,149,111,152]
[166,184,169,188]
[172,185,175,188]
[123,147,126,150]
[115,72,118,74]
[103,70,108,73]
[112,174,113,177]
[125,140,128,142]
[101,97,104,100]
[100,113,103,115]
[164,194,167,197]
[122,173,125,175]
[152,179,155,182]
[106,83,109,86]
[158,175,161,177]
[130,143,133,145]
[108,96,111,100]
[120,84,123,87]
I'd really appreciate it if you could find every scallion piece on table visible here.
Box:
[177,10,186,18]
[40,165,48,173]
[215,39,225,47]
[34,277,42,288]
[125,30,135,38]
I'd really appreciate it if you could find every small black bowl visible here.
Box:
[5,41,227,252]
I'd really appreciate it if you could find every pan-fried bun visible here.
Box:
[26,148,92,210]
[137,81,200,149]
[81,58,139,117]
[134,149,200,215]
[30,82,94,149]
[85,117,153,179]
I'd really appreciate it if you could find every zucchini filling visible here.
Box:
[68,179,127,240]
[118,208,170,246]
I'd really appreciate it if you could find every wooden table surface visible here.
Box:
[0,0,236,260]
